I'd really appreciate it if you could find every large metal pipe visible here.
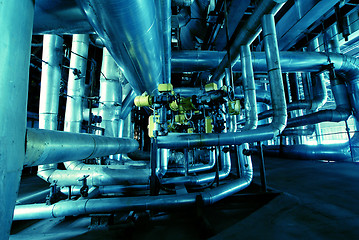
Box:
[76,0,163,95]
[45,168,150,186]
[157,14,287,149]
[37,35,64,182]
[99,48,122,137]
[160,0,171,84]
[24,128,139,167]
[240,45,258,131]
[171,51,359,77]
[13,152,253,220]
[64,34,89,133]
[38,35,63,130]
[261,144,351,162]
[210,0,286,83]
[0,1,34,237]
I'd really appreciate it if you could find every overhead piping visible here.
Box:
[210,0,286,83]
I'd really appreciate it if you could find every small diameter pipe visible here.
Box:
[157,14,287,149]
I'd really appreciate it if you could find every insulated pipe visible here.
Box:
[240,45,258,131]
[99,48,122,137]
[0,1,34,238]
[119,90,136,120]
[261,144,351,162]
[76,0,163,95]
[63,35,89,170]
[308,38,327,111]
[60,185,149,196]
[166,149,216,175]
[13,151,253,220]
[160,0,171,84]
[64,34,89,133]
[24,128,139,167]
[157,14,287,149]
[161,148,231,185]
[38,35,63,130]
[46,168,150,186]
[286,83,351,128]
[37,35,64,182]
[172,0,194,7]
[210,0,286,83]
[171,51,359,76]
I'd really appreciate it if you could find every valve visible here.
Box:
[78,175,90,197]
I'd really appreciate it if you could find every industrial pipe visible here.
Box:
[64,34,89,133]
[24,128,139,167]
[37,34,64,182]
[76,0,163,95]
[157,14,287,149]
[210,0,286,83]
[13,152,253,220]
[240,45,258,131]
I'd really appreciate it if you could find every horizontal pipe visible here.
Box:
[260,144,352,162]
[60,185,149,196]
[46,168,150,186]
[13,153,253,220]
[25,128,139,167]
[171,51,359,80]
[162,150,230,185]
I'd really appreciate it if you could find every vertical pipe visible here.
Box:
[37,35,64,181]
[63,34,89,169]
[240,45,258,131]
[0,1,34,238]
[64,34,89,133]
[99,48,121,138]
[160,0,171,84]
[39,35,64,130]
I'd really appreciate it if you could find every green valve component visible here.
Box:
[134,95,153,107]
[228,100,241,115]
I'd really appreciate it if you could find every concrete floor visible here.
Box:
[10,156,359,239]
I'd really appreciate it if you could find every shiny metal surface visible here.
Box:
[210,0,286,83]
[39,35,64,130]
[158,15,287,149]
[37,34,64,187]
[160,0,172,83]
[13,151,252,220]
[64,34,89,133]
[0,1,34,237]
[25,128,139,167]
[240,45,258,131]
[33,0,93,34]
[76,0,163,94]
[119,90,136,120]
[172,0,194,7]
[47,168,150,186]
[276,0,340,50]
[99,48,122,137]
[162,149,231,185]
